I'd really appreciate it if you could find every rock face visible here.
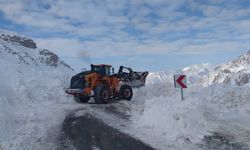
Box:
[201,50,250,86]
[39,49,72,68]
[0,34,37,49]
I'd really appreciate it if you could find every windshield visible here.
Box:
[91,65,110,76]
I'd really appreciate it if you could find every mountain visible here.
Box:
[146,71,174,85]
[0,30,72,69]
[182,63,214,85]
[148,50,250,87]
[201,50,250,86]
[147,64,213,86]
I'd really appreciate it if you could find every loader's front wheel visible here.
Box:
[74,96,90,103]
[119,85,133,101]
[94,85,110,104]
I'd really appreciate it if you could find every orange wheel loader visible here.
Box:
[65,64,148,104]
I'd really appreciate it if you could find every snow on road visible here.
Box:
[0,103,78,150]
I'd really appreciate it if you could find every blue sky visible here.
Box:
[0,0,250,71]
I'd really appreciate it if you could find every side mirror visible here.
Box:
[112,67,115,74]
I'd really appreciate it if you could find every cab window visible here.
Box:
[91,65,110,75]
[105,67,110,76]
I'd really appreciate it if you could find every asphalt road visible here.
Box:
[62,112,155,150]
[58,101,250,150]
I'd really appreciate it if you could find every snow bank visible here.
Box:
[0,61,76,149]
[130,80,250,149]
[130,81,210,149]
[131,96,209,149]
[0,64,72,105]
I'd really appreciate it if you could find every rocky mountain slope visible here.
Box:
[201,50,250,86]
[148,51,250,87]
[0,29,72,69]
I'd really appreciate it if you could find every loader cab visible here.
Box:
[91,64,112,76]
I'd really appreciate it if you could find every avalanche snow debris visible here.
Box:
[0,29,75,150]
[129,82,250,149]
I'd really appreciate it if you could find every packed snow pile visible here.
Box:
[131,93,210,149]
[0,29,73,105]
[130,81,250,149]
[0,30,75,149]
[201,50,250,86]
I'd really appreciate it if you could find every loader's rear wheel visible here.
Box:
[94,85,110,104]
[74,96,90,103]
[119,85,133,101]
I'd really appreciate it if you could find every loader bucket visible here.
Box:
[121,71,149,88]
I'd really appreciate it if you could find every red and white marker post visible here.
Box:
[174,75,187,101]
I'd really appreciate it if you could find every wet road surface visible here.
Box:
[58,101,250,150]
[62,112,155,150]
[198,132,249,150]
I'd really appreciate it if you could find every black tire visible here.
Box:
[94,85,110,104]
[119,85,133,101]
[74,96,90,103]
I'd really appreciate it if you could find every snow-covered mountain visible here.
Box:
[147,63,214,86]
[201,50,250,86]
[146,71,174,84]
[182,63,214,85]
[0,30,72,69]
[148,50,250,87]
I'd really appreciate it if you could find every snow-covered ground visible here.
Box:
[129,82,250,149]
[0,64,76,149]
[1,29,250,150]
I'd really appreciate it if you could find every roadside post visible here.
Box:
[174,75,187,101]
